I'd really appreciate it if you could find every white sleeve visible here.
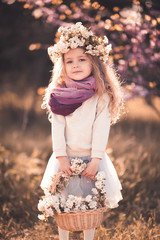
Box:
[91,94,111,159]
[51,113,67,157]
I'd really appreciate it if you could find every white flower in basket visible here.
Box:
[38,158,108,231]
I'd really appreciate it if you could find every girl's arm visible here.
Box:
[91,94,111,159]
[57,156,72,175]
[51,113,67,157]
[82,158,100,180]
[51,113,72,175]
[82,94,110,179]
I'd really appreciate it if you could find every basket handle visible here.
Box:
[49,169,97,195]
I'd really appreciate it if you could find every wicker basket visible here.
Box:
[55,207,106,231]
[51,171,107,231]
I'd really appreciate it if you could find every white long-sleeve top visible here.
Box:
[51,93,111,159]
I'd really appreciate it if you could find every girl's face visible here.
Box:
[64,48,92,81]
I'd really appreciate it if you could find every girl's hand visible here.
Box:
[57,156,72,176]
[81,158,101,180]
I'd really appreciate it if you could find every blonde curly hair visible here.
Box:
[42,53,124,125]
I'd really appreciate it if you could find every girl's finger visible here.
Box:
[85,173,92,179]
[66,169,72,175]
[82,172,88,176]
[91,176,96,180]
[62,169,69,175]
[68,170,72,175]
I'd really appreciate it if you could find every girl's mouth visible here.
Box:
[73,71,82,74]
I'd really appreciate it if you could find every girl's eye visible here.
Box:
[80,58,86,62]
[66,61,72,64]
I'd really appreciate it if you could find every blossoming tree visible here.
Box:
[4,0,160,99]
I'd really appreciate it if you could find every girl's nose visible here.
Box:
[73,61,79,68]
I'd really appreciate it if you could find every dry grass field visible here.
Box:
[0,91,160,240]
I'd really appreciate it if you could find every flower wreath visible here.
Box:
[38,158,107,220]
[48,22,112,63]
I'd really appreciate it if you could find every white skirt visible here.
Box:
[40,152,123,209]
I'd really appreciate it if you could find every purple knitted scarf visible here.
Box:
[49,75,97,116]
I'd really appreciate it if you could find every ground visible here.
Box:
[0,92,160,239]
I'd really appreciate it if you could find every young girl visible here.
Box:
[40,22,123,240]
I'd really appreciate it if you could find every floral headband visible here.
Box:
[48,22,112,63]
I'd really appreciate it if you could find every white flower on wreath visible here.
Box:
[95,171,106,181]
[66,198,74,209]
[69,37,79,49]
[101,188,106,194]
[70,158,86,174]
[96,44,104,52]
[106,44,112,52]
[64,207,70,213]
[95,181,104,190]
[37,159,107,219]
[86,44,93,51]
[103,35,109,44]
[80,204,87,211]
[85,195,92,203]
[74,196,83,206]
[48,22,112,63]
[43,188,51,197]
[59,195,66,208]
[92,188,99,195]
[38,199,45,212]
[45,207,54,217]
[89,201,97,209]
[68,194,75,200]
[51,195,61,212]
[38,214,45,220]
